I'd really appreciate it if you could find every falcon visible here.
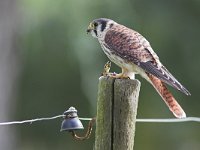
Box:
[87,18,191,118]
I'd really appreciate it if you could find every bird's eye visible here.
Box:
[94,22,98,27]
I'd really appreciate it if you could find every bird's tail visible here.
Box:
[147,73,186,118]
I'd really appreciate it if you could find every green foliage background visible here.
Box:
[14,0,200,149]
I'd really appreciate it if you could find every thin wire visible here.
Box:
[136,117,200,123]
[0,116,200,126]
[79,117,92,121]
[0,115,64,126]
[79,117,200,122]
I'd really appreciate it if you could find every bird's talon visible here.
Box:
[118,75,130,79]
[101,61,112,77]
[108,73,130,79]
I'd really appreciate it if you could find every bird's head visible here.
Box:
[87,18,116,39]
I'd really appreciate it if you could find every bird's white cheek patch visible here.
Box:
[91,31,98,38]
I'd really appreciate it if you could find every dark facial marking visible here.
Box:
[100,20,107,32]
[94,30,98,36]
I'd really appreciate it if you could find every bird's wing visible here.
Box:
[104,25,190,95]
[139,61,191,95]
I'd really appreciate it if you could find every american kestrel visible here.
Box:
[87,18,191,118]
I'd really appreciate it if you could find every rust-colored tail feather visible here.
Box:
[147,73,186,118]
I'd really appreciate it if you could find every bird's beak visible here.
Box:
[87,23,94,34]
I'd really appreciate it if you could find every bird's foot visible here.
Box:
[101,61,112,76]
[101,61,130,79]
[111,72,130,79]
[102,72,129,79]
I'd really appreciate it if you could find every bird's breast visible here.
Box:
[100,41,140,74]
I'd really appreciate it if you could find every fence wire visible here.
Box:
[0,115,199,126]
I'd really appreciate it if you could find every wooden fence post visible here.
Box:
[95,76,141,150]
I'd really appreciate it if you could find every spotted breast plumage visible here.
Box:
[87,18,191,118]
